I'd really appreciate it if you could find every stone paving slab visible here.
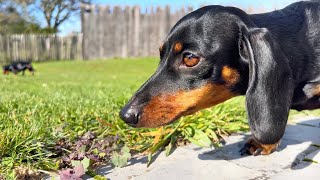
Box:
[93,122,320,180]
[283,123,320,144]
[270,162,320,180]
[290,116,320,128]
[94,144,265,180]
[198,134,318,173]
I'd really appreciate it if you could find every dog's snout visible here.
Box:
[119,105,141,126]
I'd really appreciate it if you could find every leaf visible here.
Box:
[147,120,184,167]
[99,152,106,158]
[71,157,90,173]
[147,138,170,167]
[153,133,163,146]
[93,148,99,155]
[165,143,173,157]
[82,157,90,172]
[205,129,219,142]
[183,126,194,137]
[165,134,177,157]
[140,128,172,137]
[79,144,87,153]
[187,129,212,148]
[111,152,126,167]
[1,157,14,168]
[94,175,108,180]
[111,146,131,167]
[121,146,130,154]
[71,160,81,168]
[147,153,152,167]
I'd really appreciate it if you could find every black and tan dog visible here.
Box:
[120,1,320,156]
[3,61,35,75]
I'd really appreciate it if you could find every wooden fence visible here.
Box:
[0,5,262,62]
[81,5,193,59]
[0,34,83,63]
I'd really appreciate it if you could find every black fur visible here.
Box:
[120,1,320,148]
[3,60,35,75]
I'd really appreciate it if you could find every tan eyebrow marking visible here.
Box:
[174,42,183,53]
[159,43,164,52]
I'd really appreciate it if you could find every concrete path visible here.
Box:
[93,116,320,180]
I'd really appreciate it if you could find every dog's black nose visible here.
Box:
[119,106,140,125]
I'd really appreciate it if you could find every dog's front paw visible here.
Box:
[239,137,279,156]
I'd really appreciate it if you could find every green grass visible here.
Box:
[0,58,158,172]
[0,58,317,178]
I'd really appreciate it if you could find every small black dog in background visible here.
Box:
[3,61,35,75]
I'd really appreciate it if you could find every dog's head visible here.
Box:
[26,64,35,72]
[3,65,11,74]
[120,6,293,128]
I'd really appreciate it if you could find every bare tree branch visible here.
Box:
[37,0,91,32]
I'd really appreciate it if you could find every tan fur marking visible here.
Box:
[137,83,237,127]
[221,66,240,85]
[174,42,183,53]
[247,137,279,155]
[310,84,320,96]
[159,43,164,52]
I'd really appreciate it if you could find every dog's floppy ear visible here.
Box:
[239,27,294,144]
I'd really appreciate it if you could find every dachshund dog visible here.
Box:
[3,61,35,75]
[120,1,320,156]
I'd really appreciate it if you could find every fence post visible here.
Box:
[98,5,105,59]
[133,6,140,57]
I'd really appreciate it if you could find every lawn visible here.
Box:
[0,58,317,179]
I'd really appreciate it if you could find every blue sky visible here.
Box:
[58,0,298,35]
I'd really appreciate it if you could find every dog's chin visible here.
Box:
[134,115,183,128]
[133,110,199,128]
[137,107,205,128]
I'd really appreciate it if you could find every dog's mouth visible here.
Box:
[133,110,191,128]
[128,115,180,128]
[120,82,237,128]
[134,91,235,128]
[123,100,199,128]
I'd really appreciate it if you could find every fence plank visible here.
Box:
[81,5,192,59]
[0,34,83,64]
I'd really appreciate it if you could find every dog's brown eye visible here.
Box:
[183,53,200,67]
